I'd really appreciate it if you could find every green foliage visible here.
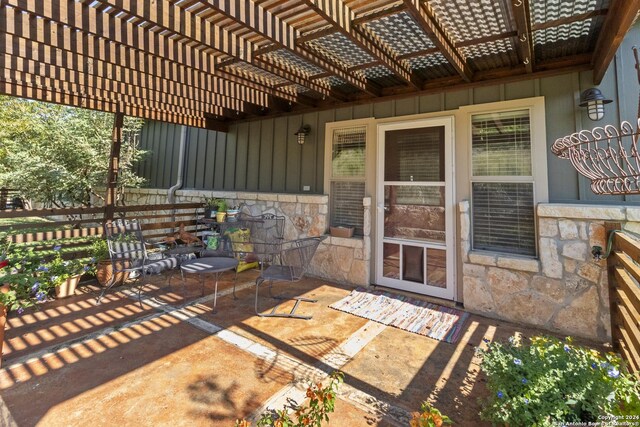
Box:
[410,402,452,427]
[89,238,110,263]
[479,335,640,426]
[235,371,344,427]
[0,95,147,207]
[0,232,90,312]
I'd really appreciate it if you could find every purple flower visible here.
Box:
[524,398,529,404]
[83,265,90,271]
[31,282,40,293]
[607,367,620,379]
[17,307,24,315]
[564,344,571,352]
[514,358,522,366]
[50,276,58,283]
[37,265,49,272]
[497,391,504,399]
[53,245,62,251]
[522,378,528,384]
[591,362,598,369]
[90,257,96,263]
[36,291,46,302]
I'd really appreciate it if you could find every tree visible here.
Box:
[0,96,147,208]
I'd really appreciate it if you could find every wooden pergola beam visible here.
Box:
[592,0,640,84]
[4,0,302,108]
[194,0,377,96]
[93,0,338,101]
[300,0,420,90]
[1,68,225,119]
[352,2,406,25]
[510,0,535,73]
[401,0,472,82]
[2,39,246,114]
[0,78,229,129]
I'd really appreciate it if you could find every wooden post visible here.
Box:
[105,111,125,223]
[605,222,621,350]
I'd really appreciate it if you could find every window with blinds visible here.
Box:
[471,109,536,256]
[329,126,366,235]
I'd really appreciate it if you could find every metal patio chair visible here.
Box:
[254,235,327,319]
[97,220,178,306]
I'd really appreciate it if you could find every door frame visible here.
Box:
[375,116,456,300]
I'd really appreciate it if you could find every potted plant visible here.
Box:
[42,245,90,299]
[203,196,219,218]
[215,199,228,223]
[226,204,240,222]
[89,237,128,287]
[0,235,55,364]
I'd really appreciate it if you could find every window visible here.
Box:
[327,126,367,235]
[470,109,537,256]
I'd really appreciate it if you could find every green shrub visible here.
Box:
[479,335,640,426]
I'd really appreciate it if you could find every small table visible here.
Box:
[179,257,239,312]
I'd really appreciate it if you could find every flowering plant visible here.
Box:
[0,234,51,312]
[235,371,344,427]
[40,245,90,288]
[479,335,640,425]
[410,402,452,427]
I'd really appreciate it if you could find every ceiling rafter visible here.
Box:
[352,2,406,25]
[401,0,472,82]
[592,0,640,84]
[4,0,288,105]
[191,0,379,97]
[300,0,420,90]
[510,0,534,73]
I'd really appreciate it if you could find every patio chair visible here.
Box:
[254,235,327,319]
[97,220,178,306]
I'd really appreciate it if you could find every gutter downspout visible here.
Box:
[168,126,189,231]
[168,125,189,204]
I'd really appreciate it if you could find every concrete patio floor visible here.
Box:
[0,270,570,426]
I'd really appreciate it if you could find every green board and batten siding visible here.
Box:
[136,24,640,204]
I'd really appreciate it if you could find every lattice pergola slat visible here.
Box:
[0,0,635,128]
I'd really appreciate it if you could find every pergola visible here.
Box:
[1,0,638,134]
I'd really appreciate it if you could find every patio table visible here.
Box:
[180,257,239,312]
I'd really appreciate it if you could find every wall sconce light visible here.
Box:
[295,124,311,145]
[579,88,612,121]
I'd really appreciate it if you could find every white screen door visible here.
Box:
[376,117,455,299]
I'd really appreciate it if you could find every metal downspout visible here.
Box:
[168,125,188,204]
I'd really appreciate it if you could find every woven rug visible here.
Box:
[329,287,470,344]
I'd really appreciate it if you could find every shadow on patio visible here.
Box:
[0,270,559,426]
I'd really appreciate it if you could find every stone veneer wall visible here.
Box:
[460,201,639,342]
[123,188,371,287]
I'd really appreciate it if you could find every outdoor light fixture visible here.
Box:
[295,124,311,145]
[579,88,612,121]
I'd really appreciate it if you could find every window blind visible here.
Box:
[330,126,366,235]
[472,182,535,256]
[472,110,531,176]
[384,127,444,182]
[331,181,365,235]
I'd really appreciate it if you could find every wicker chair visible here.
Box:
[98,220,177,306]
[254,236,326,319]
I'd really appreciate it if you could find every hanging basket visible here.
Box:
[551,119,640,195]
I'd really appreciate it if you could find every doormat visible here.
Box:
[329,288,470,344]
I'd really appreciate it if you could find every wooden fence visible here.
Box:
[607,230,640,375]
[0,203,204,261]
[0,188,25,210]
